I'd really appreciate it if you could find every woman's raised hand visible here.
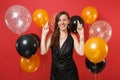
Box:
[42,21,49,36]
[77,20,84,35]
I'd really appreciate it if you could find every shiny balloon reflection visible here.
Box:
[20,54,40,73]
[84,37,108,63]
[85,58,106,74]
[32,9,49,28]
[16,34,38,58]
[81,6,98,24]
[89,20,112,42]
[4,5,32,34]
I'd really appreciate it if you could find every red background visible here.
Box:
[0,0,120,80]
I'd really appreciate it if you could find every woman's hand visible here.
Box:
[42,22,49,36]
[77,20,84,35]
[41,22,50,55]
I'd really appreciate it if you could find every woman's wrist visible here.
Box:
[80,34,84,42]
[80,38,84,42]
[41,33,47,40]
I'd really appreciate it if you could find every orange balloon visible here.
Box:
[81,6,98,24]
[20,54,40,73]
[84,37,108,63]
[32,9,49,28]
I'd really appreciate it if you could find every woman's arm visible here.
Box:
[71,20,84,56]
[40,22,51,55]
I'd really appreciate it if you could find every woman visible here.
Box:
[41,11,84,80]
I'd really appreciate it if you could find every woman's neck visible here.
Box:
[60,30,68,39]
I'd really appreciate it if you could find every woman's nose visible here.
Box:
[60,21,64,24]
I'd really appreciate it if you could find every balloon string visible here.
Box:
[94,74,97,80]
[94,64,97,80]
[19,59,22,80]
[27,73,33,80]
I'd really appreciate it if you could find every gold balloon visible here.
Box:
[20,54,40,73]
[84,37,108,63]
[81,6,98,24]
[32,9,49,28]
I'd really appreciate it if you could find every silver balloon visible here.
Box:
[89,20,112,42]
[4,5,32,34]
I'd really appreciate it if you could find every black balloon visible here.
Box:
[16,34,38,58]
[70,15,84,34]
[30,33,40,48]
[85,58,106,74]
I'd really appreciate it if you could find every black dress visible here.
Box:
[50,34,79,80]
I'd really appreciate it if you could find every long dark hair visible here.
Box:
[50,11,71,47]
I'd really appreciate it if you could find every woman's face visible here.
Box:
[58,14,70,30]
